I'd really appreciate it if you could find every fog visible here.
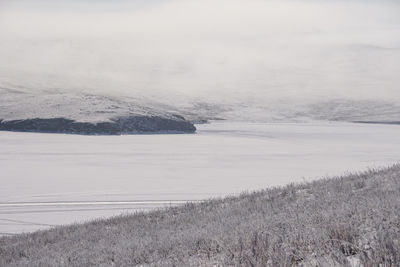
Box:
[1,0,400,107]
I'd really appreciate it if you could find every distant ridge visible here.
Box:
[2,86,400,133]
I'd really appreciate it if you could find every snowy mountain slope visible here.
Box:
[2,85,400,135]
[0,88,196,134]
[178,99,400,124]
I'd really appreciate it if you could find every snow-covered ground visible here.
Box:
[1,121,400,234]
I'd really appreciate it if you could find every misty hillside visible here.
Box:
[1,0,399,126]
[1,0,399,132]
[2,85,400,126]
[180,99,400,124]
[0,88,196,134]
[1,165,400,266]
[2,84,400,134]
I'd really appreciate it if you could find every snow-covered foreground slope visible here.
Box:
[1,121,400,234]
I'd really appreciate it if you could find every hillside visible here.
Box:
[0,89,196,134]
[1,165,400,266]
[3,86,400,135]
[180,99,400,124]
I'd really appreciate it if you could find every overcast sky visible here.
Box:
[1,0,400,105]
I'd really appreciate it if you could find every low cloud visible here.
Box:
[1,0,399,106]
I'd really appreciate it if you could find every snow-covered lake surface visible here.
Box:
[1,121,400,234]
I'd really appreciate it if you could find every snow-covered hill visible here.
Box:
[2,85,399,135]
[186,99,400,124]
[0,88,196,134]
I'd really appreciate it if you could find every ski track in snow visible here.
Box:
[1,121,400,234]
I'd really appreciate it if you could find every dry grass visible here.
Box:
[1,165,400,266]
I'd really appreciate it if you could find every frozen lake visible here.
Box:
[1,121,400,234]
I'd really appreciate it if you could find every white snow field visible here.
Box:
[1,121,400,234]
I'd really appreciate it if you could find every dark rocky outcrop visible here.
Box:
[0,116,196,135]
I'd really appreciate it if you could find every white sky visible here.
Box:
[0,0,400,105]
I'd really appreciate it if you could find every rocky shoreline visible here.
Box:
[0,116,196,135]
